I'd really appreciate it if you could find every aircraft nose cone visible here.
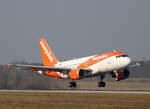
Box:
[126,57,131,66]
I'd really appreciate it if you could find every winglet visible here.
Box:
[7,63,11,68]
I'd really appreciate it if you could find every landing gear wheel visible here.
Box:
[97,74,106,87]
[116,78,120,81]
[97,82,106,87]
[69,81,76,88]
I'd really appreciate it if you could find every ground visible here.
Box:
[0,91,150,109]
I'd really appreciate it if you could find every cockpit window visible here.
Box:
[116,55,129,58]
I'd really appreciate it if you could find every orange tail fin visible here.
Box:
[39,38,58,67]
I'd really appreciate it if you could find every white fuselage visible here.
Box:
[88,56,131,74]
[57,55,131,76]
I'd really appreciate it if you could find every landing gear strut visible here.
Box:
[97,74,106,87]
[69,81,76,88]
[114,70,120,81]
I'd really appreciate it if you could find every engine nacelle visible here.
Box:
[111,69,130,81]
[69,69,86,80]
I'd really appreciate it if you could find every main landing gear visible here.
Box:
[69,81,76,88]
[97,74,106,87]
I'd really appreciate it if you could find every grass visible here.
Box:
[0,92,149,109]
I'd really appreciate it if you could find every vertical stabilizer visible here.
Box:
[39,38,58,67]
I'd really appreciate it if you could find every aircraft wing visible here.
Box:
[7,64,92,73]
[129,62,141,68]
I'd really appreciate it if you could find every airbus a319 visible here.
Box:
[8,38,140,88]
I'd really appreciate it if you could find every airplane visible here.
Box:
[7,38,140,88]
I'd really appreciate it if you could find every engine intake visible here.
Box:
[122,69,130,79]
[110,69,130,81]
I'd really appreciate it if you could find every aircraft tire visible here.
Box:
[69,81,76,88]
[97,82,106,87]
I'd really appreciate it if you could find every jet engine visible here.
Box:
[69,69,86,80]
[110,69,130,81]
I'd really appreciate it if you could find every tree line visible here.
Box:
[0,60,149,90]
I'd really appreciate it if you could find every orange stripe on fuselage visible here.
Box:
[78,51,125,69]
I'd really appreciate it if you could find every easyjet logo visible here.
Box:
[40,41,53,63]
[92,55,107,61]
